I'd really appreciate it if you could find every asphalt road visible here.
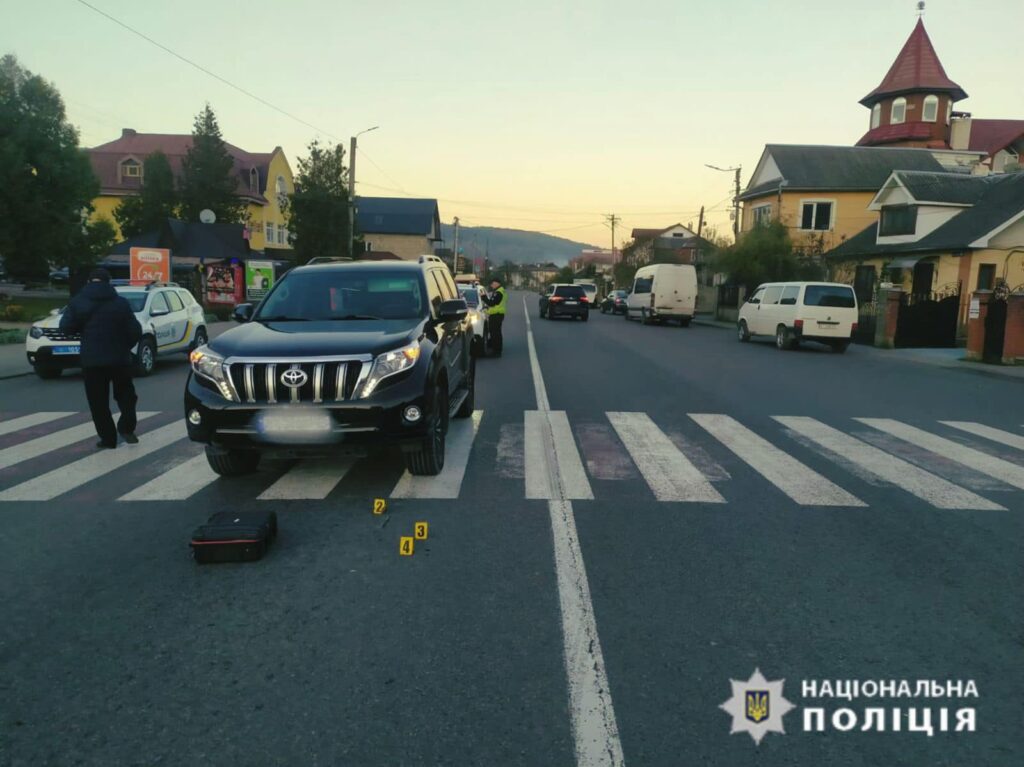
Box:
[1,291,1021,766]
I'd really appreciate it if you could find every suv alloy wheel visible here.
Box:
[405,382,448,475]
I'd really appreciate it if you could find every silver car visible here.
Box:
[459,285,489,356]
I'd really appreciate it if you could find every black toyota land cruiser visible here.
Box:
[184,256,475,477]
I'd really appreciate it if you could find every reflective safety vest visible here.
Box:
[487,287,508,315]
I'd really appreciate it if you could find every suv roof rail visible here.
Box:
[144,281,179,290]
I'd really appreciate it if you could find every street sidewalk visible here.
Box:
[692,313,1024,382]
[0,321,233,380]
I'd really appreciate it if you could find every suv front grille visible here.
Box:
[227,359,368,404]
[41,329,80,341]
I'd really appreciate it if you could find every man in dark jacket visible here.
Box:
[60,269,144,449]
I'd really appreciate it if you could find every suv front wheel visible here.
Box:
[405,382,448,475]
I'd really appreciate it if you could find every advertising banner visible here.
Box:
[245,260,275,300]
[129,247,171,284]
[205,264,241,305]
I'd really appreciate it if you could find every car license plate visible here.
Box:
[52,345,80,355]
[565,300,578,305]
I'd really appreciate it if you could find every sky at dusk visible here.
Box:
[5,0,1023,247]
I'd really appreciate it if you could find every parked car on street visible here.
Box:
[625,264,697,326]
[48,267,69,285]
[573,280,598,307]
[459,284,489,355]
[185,256,475,477]
[601,289,629,315]
[25,282,208,378]
[539,283,589,321]
[737,281,858,353]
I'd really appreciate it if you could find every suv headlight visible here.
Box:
[29,326,44,339]
[190,347,238,401]
[361,342,421,398]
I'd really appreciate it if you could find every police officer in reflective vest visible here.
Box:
[482,278,507,357]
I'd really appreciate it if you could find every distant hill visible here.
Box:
[439,224,597,267]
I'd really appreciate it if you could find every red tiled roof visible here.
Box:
[967,119,1024,156]
[86,129,277,203]
[860,19,966,106]
[856,121,937,147]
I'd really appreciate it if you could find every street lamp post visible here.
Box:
[349,126,379,258]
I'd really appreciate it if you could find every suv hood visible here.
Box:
[209,319,425,359]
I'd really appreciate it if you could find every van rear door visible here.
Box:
[654,265,696,315]
[799,285,857,338]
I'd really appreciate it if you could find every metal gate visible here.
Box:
[854,300,876,344]
[983,294,1008,362]
[894,283,961,348]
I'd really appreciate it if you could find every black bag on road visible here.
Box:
[190,510,278,564]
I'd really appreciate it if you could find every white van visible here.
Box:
[625,264,697,326]
[573,280,598,306]
[737,281,858,353]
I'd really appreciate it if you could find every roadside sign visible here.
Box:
[129,247,171,284]
[245,260,275,300]
[205,263,241,305]
[969,297,980,319]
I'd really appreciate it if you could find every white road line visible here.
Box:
[259,456,355,500]
[0,412,76,437]
[524,410,594,501]
[524,299,624,767]
[690,413,865,507]
[775,417,1003,510]
[119,452,214,501]
[0,412,160,471]
[0,420,186,501]
[858,418,1024,491]
[390,410,482,499]
[941,421,1024,452]
[607,412,724,503]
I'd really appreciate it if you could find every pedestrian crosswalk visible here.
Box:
[0,410,1022,510]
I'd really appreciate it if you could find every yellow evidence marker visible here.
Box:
[372,498,387,515]
[399,537,414,556]
[414,522,429,540]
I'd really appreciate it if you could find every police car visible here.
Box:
[25,282,208,379]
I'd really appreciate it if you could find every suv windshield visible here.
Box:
[255,269,428,321]
[804,285,856,308]
[554,285,586,298]
[118,292,147,312]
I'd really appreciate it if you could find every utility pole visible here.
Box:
[452,217,460,273]
[348,126,379,259]
[604,213,621,261]
[705,163,742,242]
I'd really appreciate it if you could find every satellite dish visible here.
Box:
[199,209,216,224]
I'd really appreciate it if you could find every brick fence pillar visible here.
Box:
[874,289,902,348]
[1002,293,1024,365]
[965,290,992,362]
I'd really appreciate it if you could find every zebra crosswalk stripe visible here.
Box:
[118,452,215,501]
[690,413,865,507]
[775,417,1004,510]
[524,410,593,500]
[0,420,187,502]
[607,412,724,503]
[0,412,160,471]
[858,418,1024,491]
[940,421,1024,453]
[391,410,483,499]
[258,457,355,500]
[0,412,76,437]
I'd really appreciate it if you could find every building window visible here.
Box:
[879,205,918,236]
[946,101,953,125]
[800,200,833,231]
[249,168,259,194]
[891,97,907,125]
[121,159,141,178]
[266,222,275,243]
[922,95,939,123]
[277,227,285,245]
[751,205,772,227]
[276,176,286,196]
[977,264,996,291]
[871,103,881,129]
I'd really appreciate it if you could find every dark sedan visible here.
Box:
[600,289,629,315]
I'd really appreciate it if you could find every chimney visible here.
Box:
[949,116,971,151]
[121,128,137,139]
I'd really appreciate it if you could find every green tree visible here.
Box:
[178,104,244,224]
[113,151,178,237]
[286,139,350,264]
[0,55,99,281]
[68,216,117,272]
[713,220,821,287]
[547,265,574,285]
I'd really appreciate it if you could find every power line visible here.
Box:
[73,0,341,142]
[356,147,406,193]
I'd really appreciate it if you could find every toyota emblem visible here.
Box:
[280,368,308,388]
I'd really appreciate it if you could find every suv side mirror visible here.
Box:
[438,298,468,322]
[233,303,255,322]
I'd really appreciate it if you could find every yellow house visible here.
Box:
[827,170,1024,340]
[739,144,985,254]
[86,129,294,254]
